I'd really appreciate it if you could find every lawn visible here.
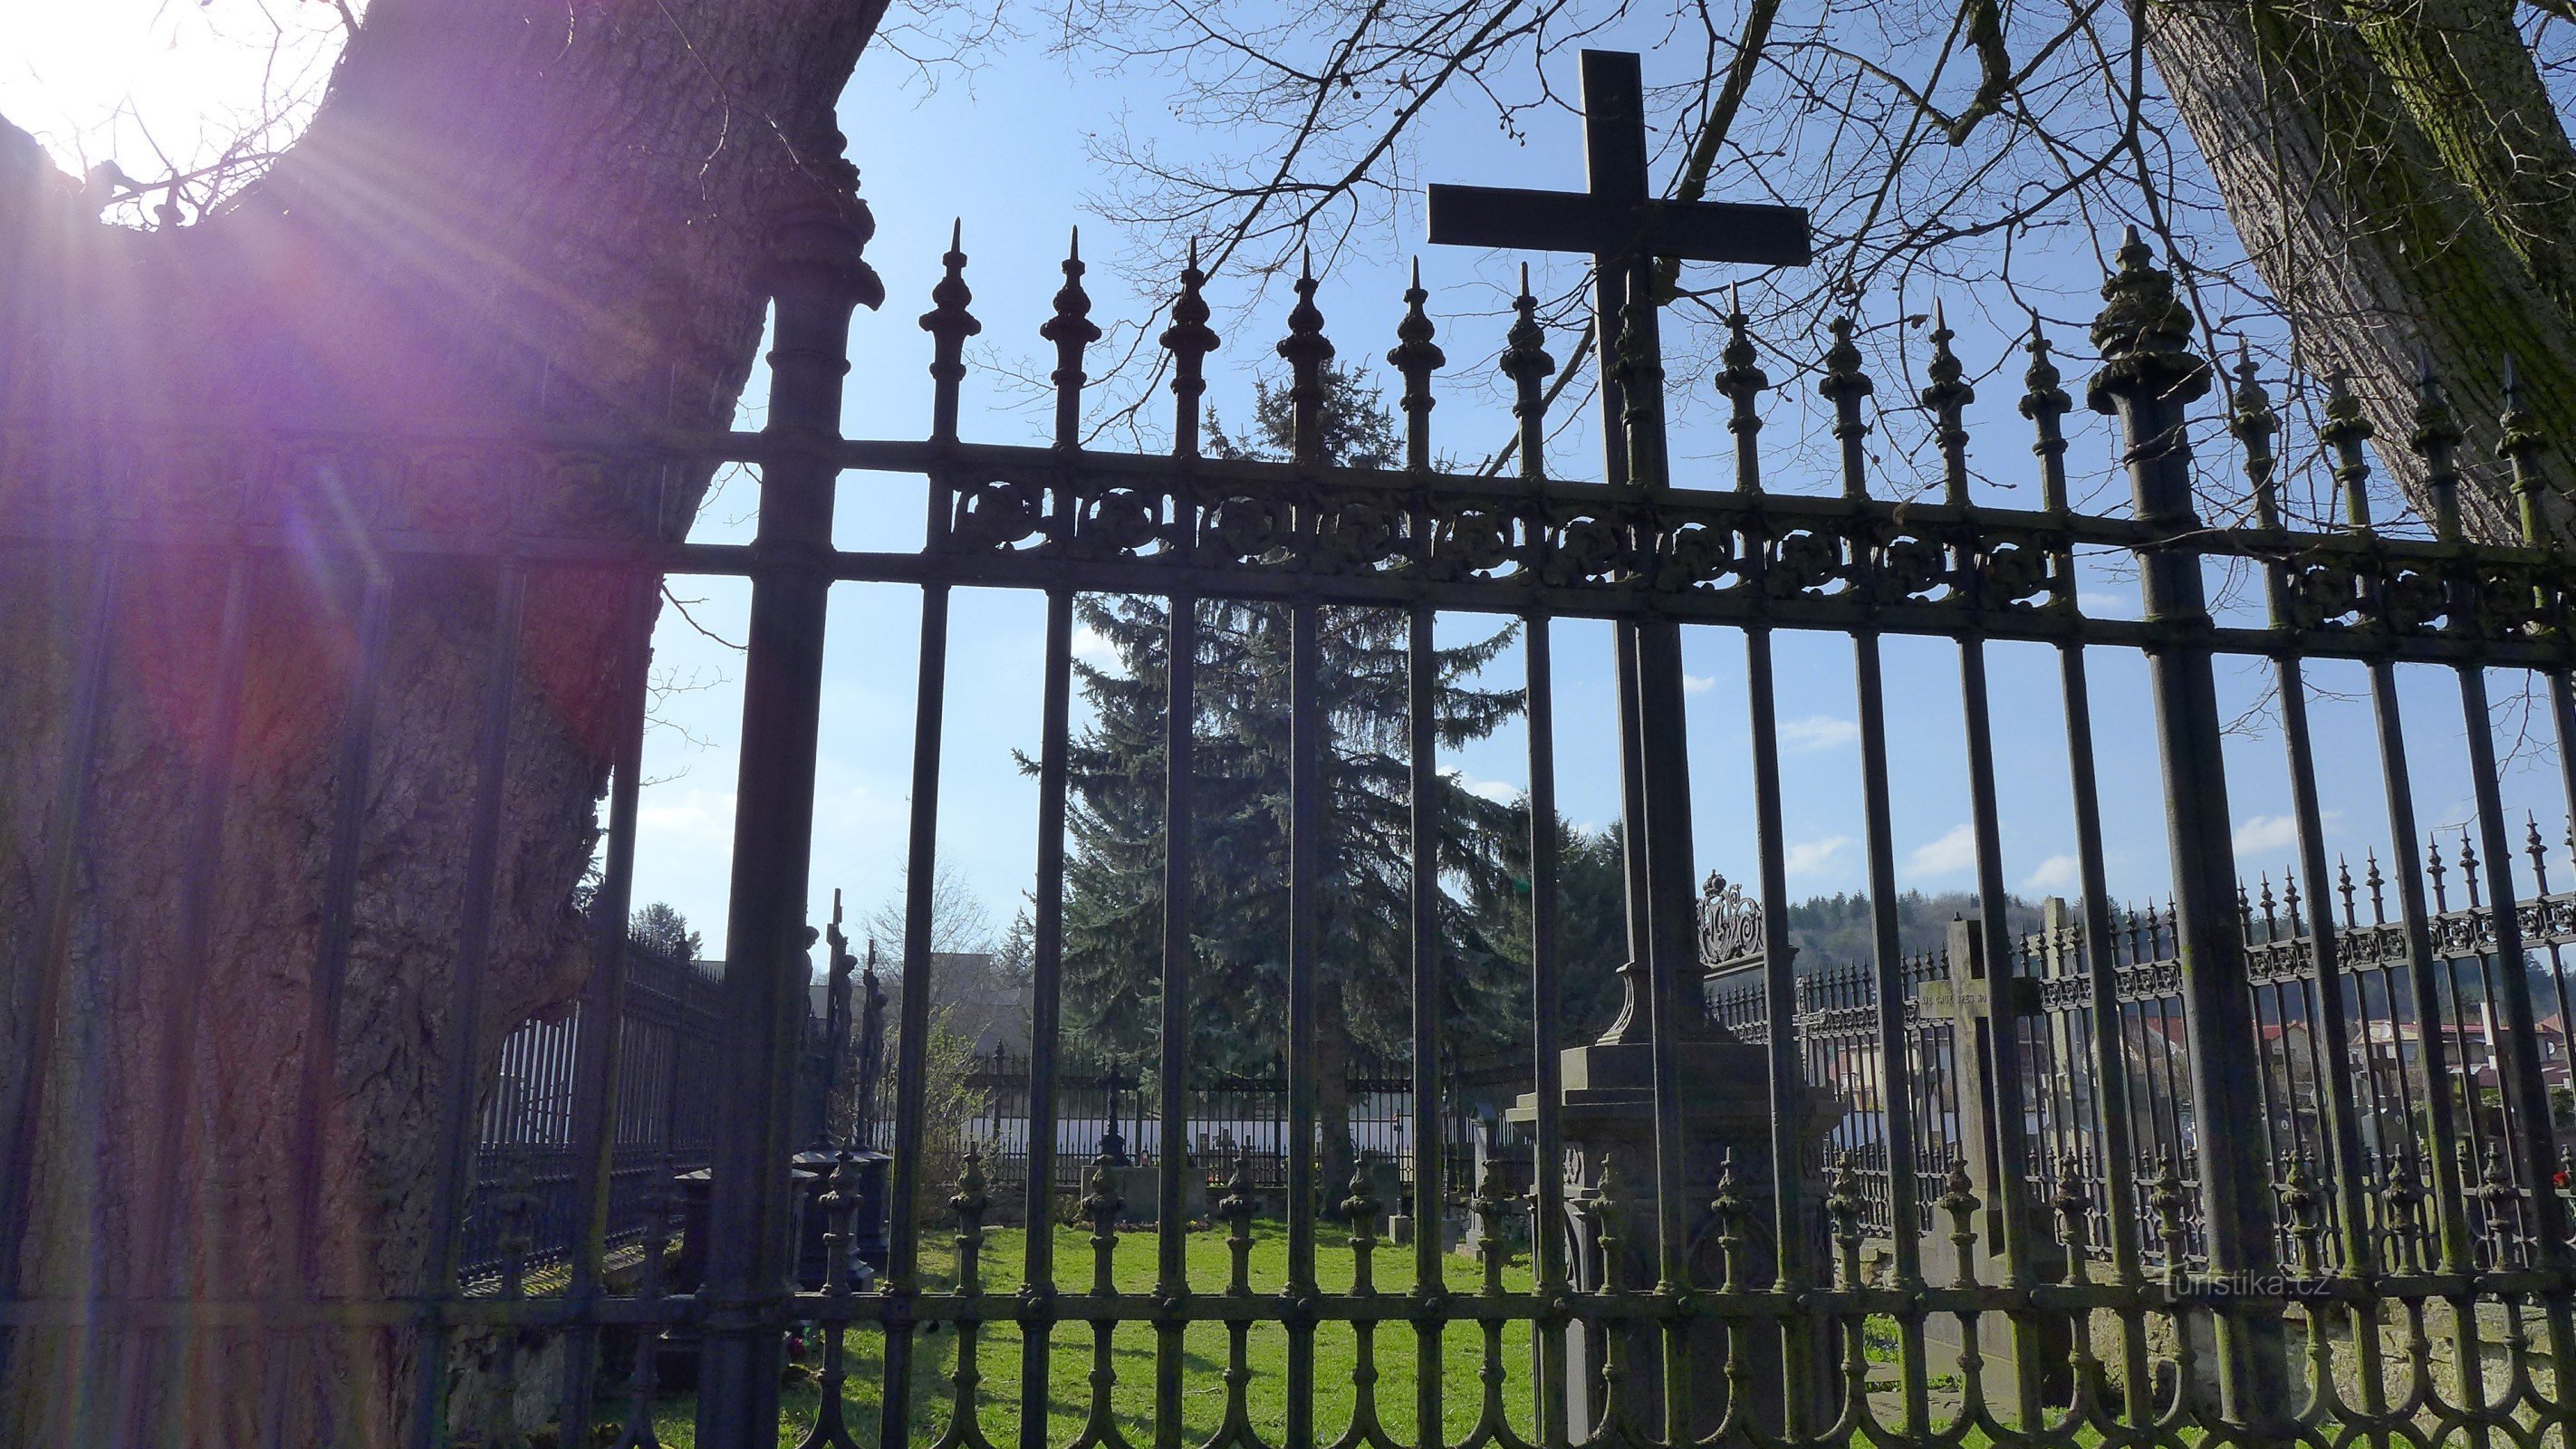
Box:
[649,1222,1540,1448]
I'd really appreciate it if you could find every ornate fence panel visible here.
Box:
[16,77,2576,1449]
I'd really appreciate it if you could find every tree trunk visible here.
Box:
[1,3,882,1443]
[2142,0,2576,536]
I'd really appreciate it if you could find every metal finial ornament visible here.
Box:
[1820,315,1874,500]
[2501,353,2552,543]
[2053,1152,2092,1284]
[1040,227,1103,450]
[1500,262,1555,481]
[1716,282,1769,493]
[1611,276,1666,489]
[1160,237,1220,457]
[1279,251,1335,465]
[2366,849,2387,923]
[918,218,985,444]
[1387,256,1446,473]
[2409,350,2465,542]
[2231,340,2281,528]
[2427,831,2449,911]
[2086,226,2210,416]
[2321,374,2376,531]
[2022,316,2073,511]
[2528,811,2552,893]
[1920,300,1975,506]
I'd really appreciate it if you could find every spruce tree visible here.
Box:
[1048,363,1525,1185]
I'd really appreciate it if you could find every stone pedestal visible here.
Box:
[1107,1162,1209,1227]
[1512,1034,1836,1442]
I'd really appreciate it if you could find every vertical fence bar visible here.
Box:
[700,200,879,1449]
[2460,666,2563,1252]
[1287,600,1324,1449]
[264,565,390,1448]
[556,571,656,1445]
[1407,600,1447,1449]
[411,560,530,1449]
[1853,629,1927,1431]
[1524,616,1571,1449]
[1155,596,1197,1447]
[114,551,250,1448]
[1745,621,1812,1438]
[0,549,120,1308]
[1021,586,1073,1449]
[2085,232,2285,1423]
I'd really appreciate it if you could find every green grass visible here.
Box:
[649,1223,1538,1448]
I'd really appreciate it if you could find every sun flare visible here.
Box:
[0,0,357,222]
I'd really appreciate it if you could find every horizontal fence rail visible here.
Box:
[12,185,2576,1449]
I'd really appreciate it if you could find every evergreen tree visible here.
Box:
[1048,365,1523,1183]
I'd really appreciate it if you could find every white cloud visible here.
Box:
[639,789,735,838]
[1684,673,1716,696]
[2023,853,2081,893]
[2234,813,2300,855]
[1785,836,1850,875]
[1455,772,1522,805]
[1908,822,1978,876]
[1778,715,1860,753]
[1071,624,1119,663]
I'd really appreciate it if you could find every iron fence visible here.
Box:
[14,67,2576,1449]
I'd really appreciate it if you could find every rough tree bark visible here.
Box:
[2142,0,2576,533]
[1,2,883,1443]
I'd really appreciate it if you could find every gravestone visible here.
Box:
[1107,1160,1209,1227]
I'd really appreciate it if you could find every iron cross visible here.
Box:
[1427,49,1810,486]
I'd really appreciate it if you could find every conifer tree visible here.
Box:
[1050,363,1525,1185]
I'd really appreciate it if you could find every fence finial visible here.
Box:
[2021,316,2071,512]
[1819,315,1873,501]
[1160,238,1220,460]
[2230,341,2280,530]
[2409,351,2465,542]
[2501,353,2552,543]
[1040,227,1102,452]
[2321,374,2375,532]
[920,220,983,444]
[1611,274,1665,489]
[1500,263,1555,482]
[1279,251,1335,465]
[2086,226,2208,415]
[1387,256,1445,474]
[1715,282,1767,494]
[1920,300,1974,506]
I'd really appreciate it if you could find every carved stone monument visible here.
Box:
[1513,875,1837,1442]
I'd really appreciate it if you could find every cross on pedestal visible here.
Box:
[1427,48,1811,487]
[1430,55,1830,1442]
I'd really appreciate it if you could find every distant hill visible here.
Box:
[1783,889,2045,967]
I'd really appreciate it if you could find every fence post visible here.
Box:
[696,191,882,1449]
[2085,229,2286,1430]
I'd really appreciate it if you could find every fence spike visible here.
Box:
[2337,854,2357,928]
[2021,316,2071,512]
[920,219,983,443]
[1920,300,1974,507]
[1716,282,1768,494]
[2366,849,2388,925]
[1160,237,1220,459]
[1500,263,1555,482]
[1279,251,1335,465]
[1820,315,1874,501]
[1387,256,1445,474]
[2501,353,2552,543]
[2459,829,2483,910]
[2408,350,2465,542]
[2230,340,2281,530]
[1611,275,1665,489]
[1040,227,1102,451]
[2427,831,2450,912]
[2321,374,2376,532]
[2528,812,2552,894]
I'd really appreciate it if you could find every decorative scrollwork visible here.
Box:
[1698,872,1763,970]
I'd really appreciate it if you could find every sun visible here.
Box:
[0,0,358,225]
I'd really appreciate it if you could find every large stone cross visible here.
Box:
[1427,48,1810,485]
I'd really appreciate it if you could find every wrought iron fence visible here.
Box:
[14,90,2576,1449]
[458,938,728,1285]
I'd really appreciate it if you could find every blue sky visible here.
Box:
[16,9,2571,964]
